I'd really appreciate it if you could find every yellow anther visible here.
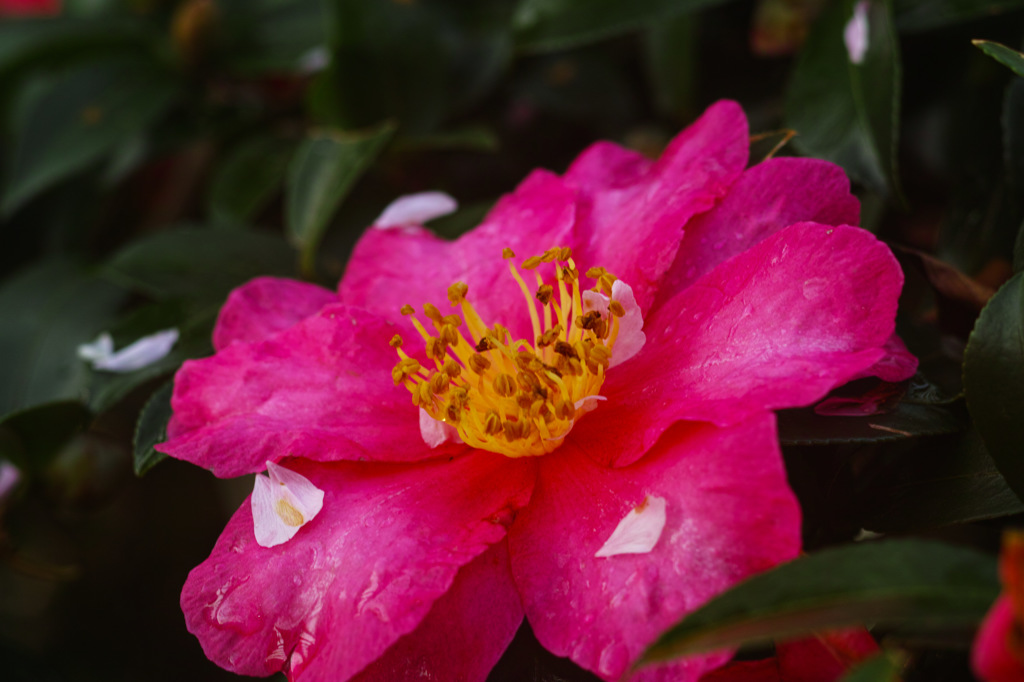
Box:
[441,324,460,347]
[447,282,469,305]
[559,247,572,260]
[599,273,617,295]
[444,402,462,424]
[560,266,578,283]
[535,284,554,305]
[493,373,516,397]
[401,304,415,315]
[484,411,504,435]
[275,499,305,527]
[575,310,602,331]
[423,303,443,325]
[442,314,462,327]
[521,255,543,270]
[554,399,574,421]
[537,325,562,348]
[430,372,450,395]
[502,247,515,259]
[541,248,560,263]
[389,334,403,348]
[475,337,496,352]
[586,266,606,279]
[426,337,447,360]
[442,359,462,378]
[468,353,491,374]
[609,300,626,317]
[504,420,529,442]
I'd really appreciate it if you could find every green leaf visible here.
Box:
[838,651,904,682]
[0,401,91,474]
[786,0,902,195]
[974,40,1024,78]
[895,0,1024,32]
[512,0,728,52]
[642,13,697,122]
[862,428,1024,532]
[286,125,394,276]
[217,0,328,74]
[208,136,297,228]
[964,270,1024,502]
[102,227,297,301]
[0,258,126,419]
[133,380,173,477]
[640,540,998,664]
[2,58,177,214]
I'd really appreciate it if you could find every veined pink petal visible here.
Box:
[181,453,535,681]
[509,415,801,682]
[573,222,901,468]
[658,157,860,303]
[158,304,460,478]
[351,541,523,682]
[852,333,918,382]
[213,277,338,351]
[339,169,577,342]
[565,100,749,315]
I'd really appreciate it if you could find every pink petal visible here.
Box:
[339,170,577,342]
[351,540,523,682]
[973,595,1024,682]
[573,222,901,468]
[851,333,918,382]
[700,660,782,681]
[658,158,860,304]
[509,415,801,682]
[158,304,459,477]
[775,629,879,681]
[419,408,461,448]
[181,452,535,681]
[565,100,749,315]
[582,279,646,368]
[213,277,338,351]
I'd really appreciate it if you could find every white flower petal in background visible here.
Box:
[374,191,458,229]
[595,495,667,558]
[252,461,325,548]
[0,460,21,506]
[844,0,870,65]
[78,328,179,372]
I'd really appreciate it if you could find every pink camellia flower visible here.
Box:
[973,531,1024,681]
[701,628,880,681]
[156,100,915,681]
[0,0,59,16]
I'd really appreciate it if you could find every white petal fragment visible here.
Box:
[79,328,180,372]
[252,461,325,548]
[595,495,667,558]
[844,0,870,65]
[419,407,462,448]
[374,192,458,229]
[581,279,646,368]
[0,460,21,504]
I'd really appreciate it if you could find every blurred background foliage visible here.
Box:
[2,0,1024,680]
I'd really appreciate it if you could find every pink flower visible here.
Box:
[0,0,59,16]
[973,531,1024,681]
[700,628,880,681]
[157,101,914,681]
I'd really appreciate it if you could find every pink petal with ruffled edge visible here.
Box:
[351,540,523,682]
[852,333,918,382]
[339,170,577,342]
[181,453,535,681]
[213,277,338,351]
[572,222,902,468]
[658,158,860,303]
[158,304,459,478]
[564,100,749,315]
[508,415,801,682]
[973,595,1024,682]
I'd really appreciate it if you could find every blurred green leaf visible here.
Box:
[393,125,500,153]
[838,651,904,682]
[862,428,1024,532]
[640,540,997,664]
[102,227,296,302]
[2,58,177,214]
[0,258,125,419]
[974,39,1024,78]
[964,270,1024,502]
[642,13,696,122]
[787,0,902,196]
[286,125,394,276]
[0,401,91,474]
[512,0,728,52]
[208,136,297,228]
[895,0,1024,32]
[217,0,328,74]
[321,1,512,131]
[133,380,173,477]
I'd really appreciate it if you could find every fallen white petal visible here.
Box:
[85,328,179,372]
[574,395,606,417]
[844,0,870,65]
[374,192,458,229]
[252,461,325,548]
[419,407,462,448]
[581,279,645,368]
[77,333,114,362]
[0,460,21,504]
[595,495,667,558]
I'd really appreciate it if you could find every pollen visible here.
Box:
[391,246,635,458]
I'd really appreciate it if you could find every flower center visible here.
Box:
[391,246,631,458]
